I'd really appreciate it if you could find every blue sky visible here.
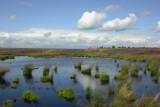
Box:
[0,0,160,48]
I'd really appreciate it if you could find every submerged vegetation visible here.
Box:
[57,88,74,100]
[23,91,39,102]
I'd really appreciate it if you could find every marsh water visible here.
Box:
[0,56,160,107]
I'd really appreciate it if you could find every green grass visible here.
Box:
[86,87,91,99]
[135,96,160,107]
[70,74,76,79]
[110,83,136,107]
[57,88,74,100]
[23,91,39,102]
[82,67,92,75]
[12,77,19,84]
[100,73,110,84]
[0,55,15,61]
[40,73,53,83]
[74,62,82,69]
[94,73,100,78]
[108,87,115,96]
[3,100,12,107]
[0,67,10,79]
[43,65,51,76]
[92,93,106,106]
[23,63,34,77]
[130,65,141,77]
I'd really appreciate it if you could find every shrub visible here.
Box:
[12,77,19,84]
[82,67,92,75]
[74,62,82,69]
[94,73,100,78]
[57,88,74,100]
[23,91,39,102]
[100,73,110,84]
[70,74,76,79]
[86,87,91,99]
[3,100,12,107]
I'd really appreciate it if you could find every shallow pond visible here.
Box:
[0,56,160,106]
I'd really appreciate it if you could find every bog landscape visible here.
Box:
[1,0,160,107]
[0,48,160,107]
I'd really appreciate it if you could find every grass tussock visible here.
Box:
[94,73,100,78]
[3,100,12,107]
[70,74,76,79]
[82,67,92,75]
[23,91,39,102]
[96,64,99,71]
[91,93,106,106]
[110,82,136,107]
[74,62,82,69]
[23,63,34,77]
[53,66,57,72]
[12,77,19,84]
[86,87,91,99]
[0,66,10,79]
[130,65,141,77]
[108,87,115,96]
[135,96,160,107]
[114,62,131,80]
[57,88,74,100]
[43,65,51,76]
[100,73,110,84]
[40,73,53,83]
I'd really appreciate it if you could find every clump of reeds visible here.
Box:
[100,73,110,84]
[82,67,92,75]
[57,88,74,100]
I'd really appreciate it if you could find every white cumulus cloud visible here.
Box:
[99,13,137,32]
[9,15,16,20]
[140,10,151,17]
[154,21,160,32]
[76,11,106,30]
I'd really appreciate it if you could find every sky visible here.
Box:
[0,0,160,48]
